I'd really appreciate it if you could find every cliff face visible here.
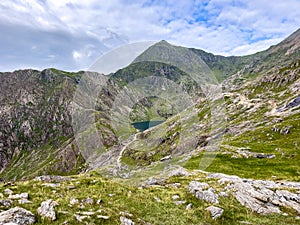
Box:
[0,69,83,178]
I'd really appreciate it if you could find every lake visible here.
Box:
[131,120,164,131]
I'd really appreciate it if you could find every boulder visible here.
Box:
[0,207,36,225]
[37,199,58,221]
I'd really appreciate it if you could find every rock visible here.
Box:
[69,198,79,205]
[3,189,13,196]
[167,166,190,177]
[220,191,229,197]
[205,206,224,219]
[188,181,219,204]
[174,201,186,205]
[153,196,161,202]
[186,203,192,210]
[37,199,58,221]
[144,177,165,186]
[42,183,60,188]
[120,216,135,225]
[81,197,94,205]
[0,199,12,207]
[160,155,172,161]
[74,214,88,222]
[18,199,31,204]
[8,193,29,200]
[195,188,219,204]
[188,181,209,193]
[0,207,36,225]
[172,195,180,200]
[97,215,110,219]
[34,175,71,183]
[0,193,3,198]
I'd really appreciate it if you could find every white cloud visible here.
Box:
[0,0,299,71]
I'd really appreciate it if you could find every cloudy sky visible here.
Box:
[0,0,299,71]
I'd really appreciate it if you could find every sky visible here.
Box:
[0,0,299,72]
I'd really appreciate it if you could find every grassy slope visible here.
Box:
[0,172,299,225]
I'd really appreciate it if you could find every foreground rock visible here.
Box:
[206,172,300,215]
[0,207,36,225]
[188,181,219,204]
[37,199,58,221]
[205,206,224,219]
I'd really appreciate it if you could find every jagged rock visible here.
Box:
[37,199,58,221]
[120,216,135,225]
[195,188,219,204]
[0,207,36,224]
[188,181,218,204]
[0,199,12,207]
[207,172,300,214]
[205,206,224,219]
[8,193,28,200]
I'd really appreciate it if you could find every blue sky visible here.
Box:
[0,0,299,71]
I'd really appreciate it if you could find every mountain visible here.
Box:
[0,28,299,224]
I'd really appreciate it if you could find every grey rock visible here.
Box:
[172,195,180,200]
[34,175,71,183]
[120,216,135,225]
[186,203,192,210]
[160,155,172,161]
[0,207,36,225]
[18,199,31,204]
[0,200,12,207]
[3,189,13,196]
[167,166,191,177]
[37,199,58,221]
[42,183,60,188]
[81,197,94,205]
[205,206,224,219]
[195,189,219,204]
[8,193,28,200]
[188,181,209,193]
[69,198,79,205]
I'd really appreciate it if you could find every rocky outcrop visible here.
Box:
[0,207,36,225]
[188,181,219,204]
[206,172,300,215]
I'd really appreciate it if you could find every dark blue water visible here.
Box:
[131,120,164,131]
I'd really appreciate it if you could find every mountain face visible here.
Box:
[0,29,299,224]
[0,29,299,183]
